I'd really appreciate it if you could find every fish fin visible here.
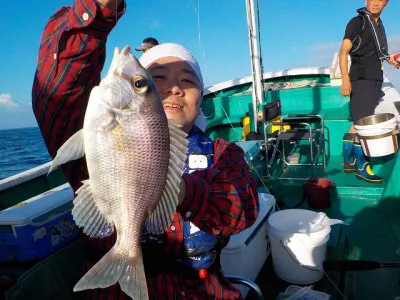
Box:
[72,180,114,238]
[118,251,148,300]
[121,45,132,55]
[48,130,85,174]
[73,246,148,300]
[145,120,188,234]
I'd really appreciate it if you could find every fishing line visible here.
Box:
[187,0,269,219]
[215,98,277,202]
[384,65,398,79]
[188,0,213,96]
[186,0,220,123]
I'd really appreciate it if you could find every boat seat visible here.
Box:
[262,100,326,180]
[274,128,315,140]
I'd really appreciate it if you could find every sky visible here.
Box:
[1,0,400,130]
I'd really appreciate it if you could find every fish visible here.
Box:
[49,45,188,299]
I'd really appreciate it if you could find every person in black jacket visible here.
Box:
[339,0,400,183]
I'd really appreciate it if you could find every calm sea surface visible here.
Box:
[0,127,51,180]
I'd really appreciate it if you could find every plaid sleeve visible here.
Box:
[32,0,125,190]
[178,138,259,243]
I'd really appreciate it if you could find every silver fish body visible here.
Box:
[49,46,188,299]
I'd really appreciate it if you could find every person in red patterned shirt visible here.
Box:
[32,0,259,299]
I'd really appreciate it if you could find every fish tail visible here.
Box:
[73,246,148,299]
[73,247,121,291]
[119,252,148,300]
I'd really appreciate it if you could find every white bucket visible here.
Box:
[267,209,331,284]
[354,113,399,157]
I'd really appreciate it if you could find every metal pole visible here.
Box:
[246,0,264,131]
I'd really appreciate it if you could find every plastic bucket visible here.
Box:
[303,178,334,209]
[267,209,330,284]
[354,113,399,157]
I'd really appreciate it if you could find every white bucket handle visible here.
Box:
[311,212,349,229]
[279,239,324,273]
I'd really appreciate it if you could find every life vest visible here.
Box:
[180,125,218,270]
[351,7,389,62]
[184,125,214,174]
[142,125,218,271]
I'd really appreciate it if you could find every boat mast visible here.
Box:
[245,0,264,131]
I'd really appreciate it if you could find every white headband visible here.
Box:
[139,43,204,91]
[140,43,206,131]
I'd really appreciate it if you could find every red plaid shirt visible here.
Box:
[32,1,259,299]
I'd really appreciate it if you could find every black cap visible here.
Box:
[135,37,159,51]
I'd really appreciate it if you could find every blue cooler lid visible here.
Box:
[0,183,74,226]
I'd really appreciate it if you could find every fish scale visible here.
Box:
[49,45,188,299]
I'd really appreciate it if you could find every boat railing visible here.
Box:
[0,161,55,191]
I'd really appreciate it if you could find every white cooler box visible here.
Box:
[0,183,79,262]
[221,190,276,297]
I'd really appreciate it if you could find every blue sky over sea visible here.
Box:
[1,0,400,130]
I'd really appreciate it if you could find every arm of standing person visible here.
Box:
[177,138,259,246]
[339,17,364,97]
[32,0,125,190]
[339,39,353,97]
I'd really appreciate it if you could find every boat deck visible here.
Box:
[247,154,400,299]
[2,151,400,300]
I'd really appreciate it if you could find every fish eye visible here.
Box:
[132,76,148,94]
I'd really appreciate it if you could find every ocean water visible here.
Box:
[0,127,51,180]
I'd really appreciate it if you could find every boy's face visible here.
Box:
[365,0,388,16]
[147,57,202,133]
